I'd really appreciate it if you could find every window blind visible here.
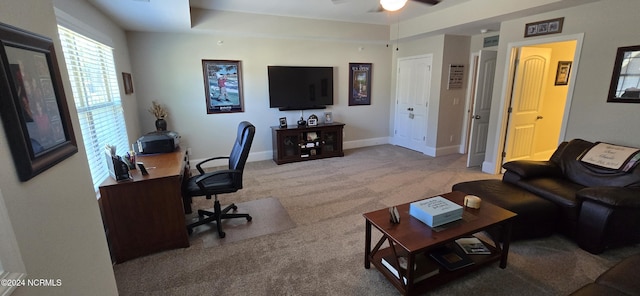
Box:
[57,25,129,191]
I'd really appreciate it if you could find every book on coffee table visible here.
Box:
[455,237,491,255]
[380,252,440,284]
[429,245,474,271]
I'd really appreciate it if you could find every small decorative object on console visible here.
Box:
[297,117,306,127]
[410,196,463,227]
[307,114,318,126]
[279,117,287,128]
[324,112,333,123]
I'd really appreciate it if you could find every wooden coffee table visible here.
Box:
[363,191,517,295]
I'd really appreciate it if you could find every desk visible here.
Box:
[98,149,190,263]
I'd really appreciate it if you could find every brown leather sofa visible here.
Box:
[570,253,640,296]
[455,139,640,254]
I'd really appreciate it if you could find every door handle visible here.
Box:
[474,115,481,119]
[407,108,414,111]
[536,115,544,120]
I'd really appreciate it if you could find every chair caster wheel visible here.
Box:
[219,232,226,238]
[247,216,252,222]
[231,205,238,211]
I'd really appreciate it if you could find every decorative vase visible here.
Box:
[155,118,167,132]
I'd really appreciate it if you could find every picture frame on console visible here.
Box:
[0,22,78,181]
[324,112,332,123]
[202,59,244,114]
[349,63,372,106]
[279,117,287,128]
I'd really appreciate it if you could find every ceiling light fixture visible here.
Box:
[380,0,408,12]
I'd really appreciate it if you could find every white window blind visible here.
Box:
[57,25,129,191]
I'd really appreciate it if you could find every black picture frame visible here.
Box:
[607,45,640,103]
[279,117,287,128]
[0,22,77,181]
[524,17,564,38]
[554,61,572,86]
[202,59,244,113]
[122,72,133,94]
[349,63,372,106]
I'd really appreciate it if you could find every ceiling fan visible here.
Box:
[333,0,440,13]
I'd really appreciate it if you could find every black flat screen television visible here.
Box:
[268,66,333,111]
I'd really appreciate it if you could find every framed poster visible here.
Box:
[202,60,244,113]
[524,17,564,38]
[554,61,572,86]
[0,22,77,181]
[349,63,371,106]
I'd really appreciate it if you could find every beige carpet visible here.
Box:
[187,197,296,248]
[113,144,640,295]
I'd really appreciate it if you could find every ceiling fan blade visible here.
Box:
[413,0,440,5]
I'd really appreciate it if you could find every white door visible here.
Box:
[394,56,432,153]
[467,50,497,167]
[504,47,551,161]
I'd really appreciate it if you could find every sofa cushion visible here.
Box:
[570,283,631,296]
[595,253,640,295]
[558,139,640,188]
[514,177,584,222]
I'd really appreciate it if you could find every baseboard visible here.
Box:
[433,144,461,157]
[343,137,390,150]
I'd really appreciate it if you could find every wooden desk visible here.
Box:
[98,149,190,263]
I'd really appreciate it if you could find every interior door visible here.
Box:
[467,50,497,167]
[503,47,551,162]
[394,56,432,153]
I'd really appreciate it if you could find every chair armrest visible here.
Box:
[195,156,230,174]
[502,160,562,179]
[194,169,241,190]
[577,187,640,208]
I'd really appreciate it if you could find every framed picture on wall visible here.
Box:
[122,72,134,94]
[202,60,244,114]
[0,22,78,181]
[554,61,572,86]
[349,63,372,106]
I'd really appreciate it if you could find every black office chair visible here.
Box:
[182,121,255,237]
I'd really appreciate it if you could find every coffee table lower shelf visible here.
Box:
[369,240,501,295]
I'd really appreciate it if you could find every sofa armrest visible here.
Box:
[577,187,640,208]
[502,160,562,179]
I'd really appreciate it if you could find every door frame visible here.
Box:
[486,33,584,174]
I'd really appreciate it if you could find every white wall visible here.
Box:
[485,0,640,173]
[127,29,393,162]
[0,0,118,295]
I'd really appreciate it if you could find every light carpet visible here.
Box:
[113,144,640,295]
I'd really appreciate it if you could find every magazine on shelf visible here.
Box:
[455,237,491,255]
[429,245,474,271]
[380,252,439,284]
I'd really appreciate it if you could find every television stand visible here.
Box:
[271,122,344,164]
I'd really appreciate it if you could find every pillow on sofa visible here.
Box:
[578,142,640,172]
[558,139,640,188]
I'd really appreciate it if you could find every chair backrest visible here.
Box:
[228,121,255,188]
